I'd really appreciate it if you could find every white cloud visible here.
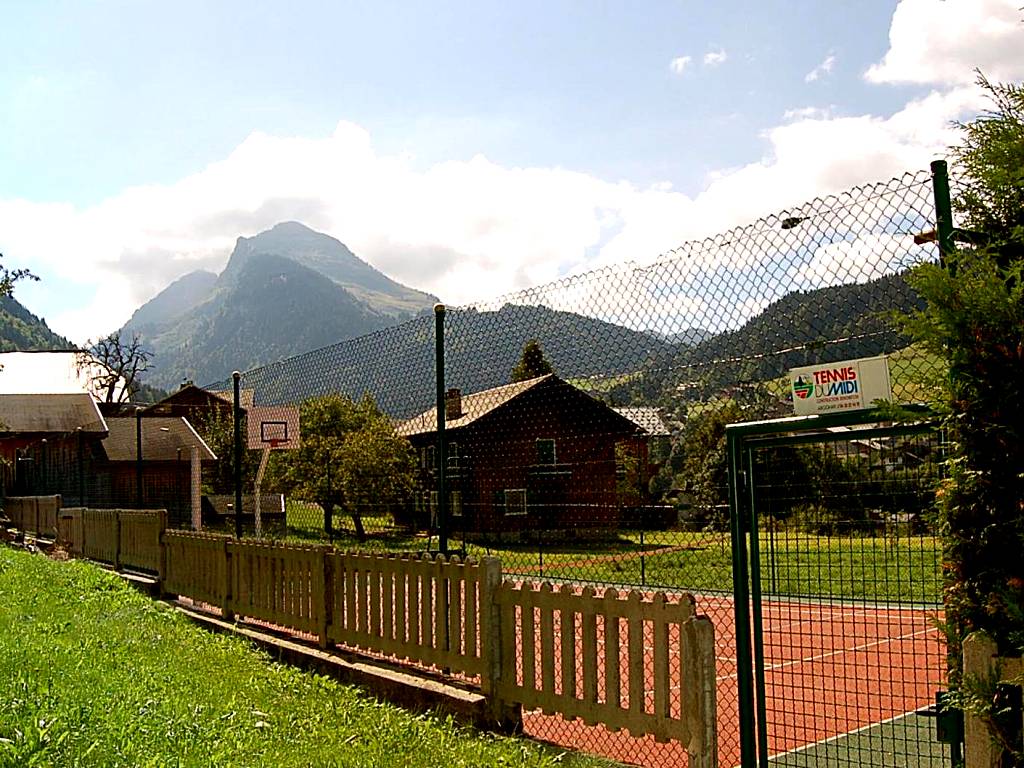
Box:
[805,54,836,82]
[783,106,834,121]
[703,48,728,67]
[866,0,1024,86]
[2,0,1017,346]
[670,55,692,74]
[0,85,983,344]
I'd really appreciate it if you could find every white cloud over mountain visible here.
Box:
[1,0,1019,344]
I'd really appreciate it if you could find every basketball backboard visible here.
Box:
[246,405,301,450]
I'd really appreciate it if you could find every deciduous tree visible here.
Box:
[80,332,153,403]
[274,393,416,541]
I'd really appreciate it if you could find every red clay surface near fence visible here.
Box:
[518,594,944,768]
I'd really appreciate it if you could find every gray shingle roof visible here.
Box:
[613,407,670,436]
[103,416,217,462]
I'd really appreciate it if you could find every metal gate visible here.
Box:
[727,410,953,767]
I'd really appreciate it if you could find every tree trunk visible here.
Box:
[319,499,333,537]
[351,511,367,542]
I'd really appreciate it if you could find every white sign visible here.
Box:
[789,355,893,416]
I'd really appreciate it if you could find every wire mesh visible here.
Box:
[11,169,949,767]
[748,430,947,767]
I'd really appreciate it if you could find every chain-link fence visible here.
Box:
[12,168,949,766]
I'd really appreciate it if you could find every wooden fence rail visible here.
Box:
[4,509,717,764]
[4,498,166,578]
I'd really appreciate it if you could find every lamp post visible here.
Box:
[135,408,143,507]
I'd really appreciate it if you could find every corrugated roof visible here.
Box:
[103,416,217,462]
[613,407,670,436]
[0,393,108,435]
[397,374,554,437]
[0,351,127,399]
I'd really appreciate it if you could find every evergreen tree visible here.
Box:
[510,339,554,382]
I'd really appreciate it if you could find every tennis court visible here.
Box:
[517,592,946,768]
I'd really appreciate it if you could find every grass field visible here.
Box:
[0,545,611,768]
[269,500,942,603]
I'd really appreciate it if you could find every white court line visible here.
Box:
[764,627,937,673]
[716,627,936,682]
[764,705,927,763]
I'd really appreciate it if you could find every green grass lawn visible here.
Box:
[251,501,942,603]
[464,530,941,603]
[0,546,612,768]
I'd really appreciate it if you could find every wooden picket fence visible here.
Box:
[3,495,61,538]
[963,631,1024,767]
[3,504,717,765]
[158,531,716,764]
[495,581,716,755]
[57,507,167,576]
[3,497,165,577]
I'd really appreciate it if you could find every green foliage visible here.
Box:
[952,76,1024,264]
[0,296,72,352]
[271,393,417,541]
[510,339,555,382]
[0,252,37,300]
[677,400,743,530]
[899,75,1024,761]
[194,409,259,495]
[903,251,1024,653]
[0,547,602,767]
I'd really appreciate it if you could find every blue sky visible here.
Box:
[2,0,1022,342]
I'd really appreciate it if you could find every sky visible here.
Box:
[1,0,1022,345]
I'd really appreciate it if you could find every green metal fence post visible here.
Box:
[434,303,448,556]
[931,159,954,270]
[746,446,769,768]
[727,430,758,768]
[135,408,143,507]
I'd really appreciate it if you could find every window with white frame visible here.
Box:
[535,438,556,465]
[503,488,527,516]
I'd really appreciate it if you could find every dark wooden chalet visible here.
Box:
[143,383,252,426]
[0,393,108,499]
[397,374,644,539]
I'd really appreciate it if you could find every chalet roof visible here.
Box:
[102,416,217,462]
[397,374,555,437]
[0,393,108,435]
[613,407,670,436]
[145,384,232,409]
[210,387,255,411]
[0,350,126,400]
[397,374,641,439]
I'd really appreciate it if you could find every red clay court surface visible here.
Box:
[518,593,945,768]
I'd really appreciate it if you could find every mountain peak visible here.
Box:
[224,221,436,315]
[119,221,438,389]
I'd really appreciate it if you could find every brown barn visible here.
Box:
[0,393,108,500]
[98,416,217,518]
[10,409,216,524]
[397,374,643,539]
